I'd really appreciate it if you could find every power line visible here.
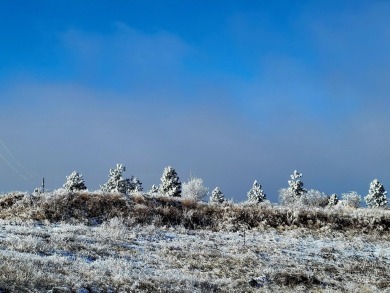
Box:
[0,139,35,178]
[0,150,34,184]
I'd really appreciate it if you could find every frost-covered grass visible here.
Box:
[0,191,389,292]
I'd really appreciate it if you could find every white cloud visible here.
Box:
[61,23,192,89]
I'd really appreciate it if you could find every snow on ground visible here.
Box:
[0,218,389,292]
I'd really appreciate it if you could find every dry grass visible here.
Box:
[0,191,389,233]
[0,191,389,292]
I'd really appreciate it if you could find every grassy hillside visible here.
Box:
[0,191,389,292]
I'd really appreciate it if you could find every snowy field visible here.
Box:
[0,192,389,292]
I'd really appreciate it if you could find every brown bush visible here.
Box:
[0,191,389,233]
[273,272,322,287]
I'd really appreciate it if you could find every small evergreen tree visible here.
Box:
[365,179,387,208]
[328,193,339,207]
[149,184,159,196]
[100,164,126,193]
[279,170,307,205]
[210,187,225,203]
[288,170,306,197]
[117,178,132,194]
[100,164,143,194]
[63,171,87,191]
[160,166,181,197]
[130,176,143,192]
[247,180,266,203]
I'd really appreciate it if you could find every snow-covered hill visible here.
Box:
[0,191,389,292]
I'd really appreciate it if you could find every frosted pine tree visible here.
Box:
[279,170,307,205]
[247,180,266,203]
[118,175,143,194]
[288,170,306,197]
[328,193,339,207]
[149,184,159,196]
[100,164,127,193]
[63,171,87,191]
[130,176,143,192]
[365,179,388,208]
[160,166,181,197]
[117,178,132,194]
[210,187,225,203]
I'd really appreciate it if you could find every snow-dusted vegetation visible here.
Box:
[0,168,389,292]
[341,191,362,209]
[3,0,390,291]
[247,180,266,203]
[62,171,87,192]
[159,166,182,197]
[100,164,128,193]
[182,176,209,201]
[0,190,389,292]
[365,179,388,208]
[210,187,225,203]
[279,170,307,206]
[100,164,143,195]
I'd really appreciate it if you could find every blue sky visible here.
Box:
[0,1,389,202]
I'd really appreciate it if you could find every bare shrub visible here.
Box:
[341,191,361,208]
[280,189,329,208]
[300,189,329,207]
[182,176,209,201]
[0,192,28,209]
[278,188,296,206]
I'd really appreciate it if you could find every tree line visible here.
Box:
[58,165,387,209]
